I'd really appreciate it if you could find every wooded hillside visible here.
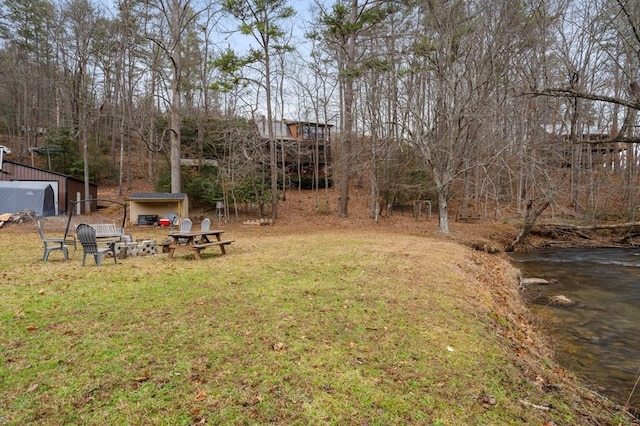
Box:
[1,0,640,235]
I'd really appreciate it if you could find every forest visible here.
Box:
[1,0,639,234]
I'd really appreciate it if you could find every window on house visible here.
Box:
[302,125,326,141]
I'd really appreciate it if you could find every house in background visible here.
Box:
[255,118,333,183]
[0,160,97,214]
[543,124,627,170]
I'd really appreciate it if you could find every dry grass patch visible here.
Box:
[0,224,631,425]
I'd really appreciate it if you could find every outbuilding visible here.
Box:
[0,181,56,216]
[0,160,97,214]
[126,193,189,225]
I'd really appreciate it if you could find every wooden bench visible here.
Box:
[456,212,481,223]
[191,240,234,256]
[389,204,414,216]
[88,223,131,241]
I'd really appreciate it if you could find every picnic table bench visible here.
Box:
[167,229,234,260]
[192,240,234,255]
[455,211,482,223]
[388,204,414,216]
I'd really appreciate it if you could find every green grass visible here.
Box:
[0,226,630,424]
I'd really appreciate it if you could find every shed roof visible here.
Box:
[1,160,96,185]
[127,192,187,201]
[0,180,54,190]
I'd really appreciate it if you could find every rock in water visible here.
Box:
[549,295,573,306]
[521,277,551,285]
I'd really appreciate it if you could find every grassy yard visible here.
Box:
[0,223,631,425]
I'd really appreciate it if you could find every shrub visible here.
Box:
[184,176,224,208]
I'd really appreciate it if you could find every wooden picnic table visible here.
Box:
[166,230,234,260]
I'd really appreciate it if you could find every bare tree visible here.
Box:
[221,0,295,220]
[58,0,102,211]
[291,36,339,211]
[316,0,390,217]
[528,0,640,222]
[141,0,206,193]
[1,0,56,156]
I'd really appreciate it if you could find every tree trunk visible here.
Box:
[338,0,358,217]
[170,87,182,193]
[169,0,184,194]
[506,199,551,252]
[266,80,278,220]
[436,184,449,233]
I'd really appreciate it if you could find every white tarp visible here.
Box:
[0,181,56,217]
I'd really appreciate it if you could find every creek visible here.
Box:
[510,247,640,408]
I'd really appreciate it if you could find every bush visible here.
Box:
[286,176,333,190]
[155,167,272,210]
[184,177,224,208]
[232,175,270,205]
[154,170,171,193]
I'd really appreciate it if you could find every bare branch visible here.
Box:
[526,88,640,111]
[616,0,640,47]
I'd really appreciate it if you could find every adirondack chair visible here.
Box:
[36,220,73,262]
[177,218,192,245]
[76,223,117,266]
[194,218,211,243]
[180,218,192,232]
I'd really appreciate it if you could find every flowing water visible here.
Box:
[510,248,640,408]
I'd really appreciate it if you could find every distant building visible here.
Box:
[180,158,219,169]
[255,117,333,182]
[543,124,626,170]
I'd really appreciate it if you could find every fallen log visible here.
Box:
[542,221,640,231]
[534,221,640,248]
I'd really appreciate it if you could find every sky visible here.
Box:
[92,0,333,121]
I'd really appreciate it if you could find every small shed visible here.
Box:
[0,160,97,214]
[126,193,189,225]
[0,181,56,216]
